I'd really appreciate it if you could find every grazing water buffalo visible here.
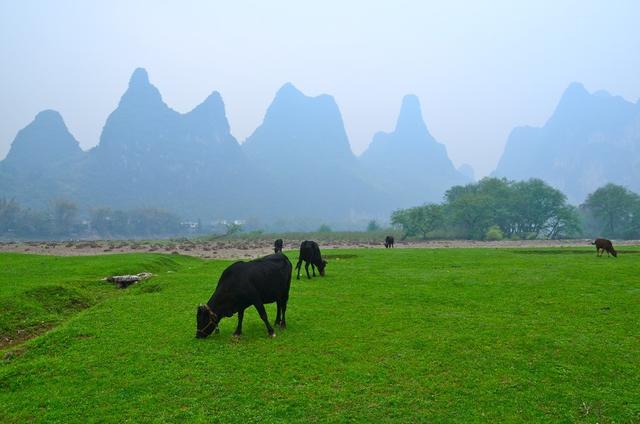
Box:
[295,240,327,280]
[384,235,395,248]
[196,253,292,338]
[274,238,283,253]
[592,238,617,257]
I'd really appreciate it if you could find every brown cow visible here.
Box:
[591,238,617,257]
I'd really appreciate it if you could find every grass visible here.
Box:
[0,253,192,347]
[1,247,639,422]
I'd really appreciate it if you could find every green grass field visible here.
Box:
[1,247,639,423]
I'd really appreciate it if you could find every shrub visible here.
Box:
[485,225,504,241]
[317,224,332,233]
[366,220,380,232]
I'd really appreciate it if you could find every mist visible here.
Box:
[2,1,640,178]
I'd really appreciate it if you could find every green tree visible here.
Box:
[90,208,114,237]
[630,202,640,238]
[129,208,180,236]
[51,199,78,236]
[485,225,504,241]
[224,222,243,236]
[445,192,493,239]
[318,224,332,233]
[582,184,639,238]
[545,205,582,239]
[391,204,443,239]
[0,198,21,234]
[444,178,513,239]
[366,220,380,232]
[394,177,582,240]
[510,179,567,238]
[20,209,52,237]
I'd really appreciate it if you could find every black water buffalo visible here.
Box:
[592,238,617,257]
[274,238,283,253]
[196,253,292,338]
[384,235,395,248]
[295,240,327,280]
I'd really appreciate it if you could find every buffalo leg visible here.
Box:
[254,303,275,337]
[279,300,287,328]
[295,259,303,280]
[304,262,311,279]
[275,300,287,328]
[275,303,282,326]
[311,263,316,276]
[233,309,245,337]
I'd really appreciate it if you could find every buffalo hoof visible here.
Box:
[232,332,242,338]
[278,322,286,329]
[269,332,276,338]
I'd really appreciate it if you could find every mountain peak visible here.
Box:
[191,91,224,113]
[129,67,150,88]
[118,68,163,108]
[4,109,82,166]
[186,91,231,136]
[244,82,355,169]
[395,94,428,135]
[558,82,589,103]
[565,81,587,93]
[495,82,640,202]
[275,82,304,99]
[359,93,467,205]
[34,109,65,125]
[547,81,636,131]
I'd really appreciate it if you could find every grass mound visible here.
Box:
[0,253,195,349]
[0,286,90,348]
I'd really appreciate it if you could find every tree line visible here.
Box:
[2,179,639,240]
[0,199,183,239]
[391,179,640,240]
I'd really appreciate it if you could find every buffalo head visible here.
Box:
[318,260,328,276]
[195,304,219,338]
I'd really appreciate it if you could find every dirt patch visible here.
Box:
[2,347,26,361]
[0,286,91,350]
[136,283,163,294]
[514,248,640,255]
[0,239,638,261]
[1,322,55,350]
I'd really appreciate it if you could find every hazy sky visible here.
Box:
[1,1,639,177]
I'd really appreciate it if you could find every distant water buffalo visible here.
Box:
[384,235,395,248]
[274,238,283,253]
[592,238,617,257]
[295,240,327,280]
[196,253,292,338]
